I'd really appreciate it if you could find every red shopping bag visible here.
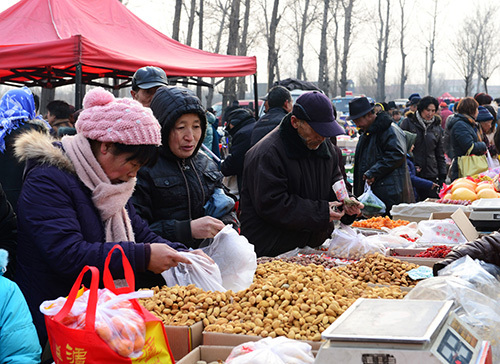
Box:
[45,245,175,364]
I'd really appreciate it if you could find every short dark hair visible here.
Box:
[33,94,40,113]
[457,97,479,117]
[267,86,292,109]
[46,100,71,119]
[89,139,159,168]
[474,92,493,106]
[417,96,439,113]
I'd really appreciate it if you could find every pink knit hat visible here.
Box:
[76,87,161,146]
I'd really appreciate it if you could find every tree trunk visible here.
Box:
[197,0,204,101]
[331,0,340,97]
[237,0,251,100]
[375,0,390,102]
[267,0,281,89]
[296,0,311,80]
[340,0,354,97]
[398,0,407,98]
[206,0,230,107]
[318,0,330,95]
[223,0,241,108]
[172,0,183,41]
[427,0,437,95]
[186,0,197,46]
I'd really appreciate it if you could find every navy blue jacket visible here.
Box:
[14,131,186,347]
[407,154,433,201]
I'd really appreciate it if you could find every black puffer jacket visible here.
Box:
[400,112,446,182]
[250,107,288,147]
[433,232,500,275]
[220,109,256,192]
[133,87,236,249]
[240,114,356,257]
[353,112,411,214]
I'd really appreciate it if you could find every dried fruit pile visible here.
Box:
[415,245,452,258]
[352,216,410,230]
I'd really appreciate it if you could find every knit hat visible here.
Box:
[439,102,447,108]
[408,93,421,101]
[292,91,344,137]
[476,106,493,122]
[225,108,254,130]
[76,87,161,146]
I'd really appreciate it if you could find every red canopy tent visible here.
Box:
[0,0,257,108]
[438,92,459,103]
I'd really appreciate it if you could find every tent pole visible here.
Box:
[75,63,83,110]
[253,73,258,118]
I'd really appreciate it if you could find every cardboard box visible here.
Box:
[177,345,319,364]
[203,331,323,350]
[164,321,204,361]
[429,208,478,242]
[176,346,234,364]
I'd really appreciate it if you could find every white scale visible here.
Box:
[315,298,492,364]
[469,198,500,231]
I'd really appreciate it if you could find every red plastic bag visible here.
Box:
[43,245,175,364]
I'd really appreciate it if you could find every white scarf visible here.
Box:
[61,134,135,242]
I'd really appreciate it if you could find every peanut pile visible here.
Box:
[337,253,418,287]
[257,254,338,269]
[139,259,408,341]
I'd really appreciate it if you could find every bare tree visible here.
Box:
[475,5,499,94]
[196,0,204,100]
[222,0,241,107]
[205,0,231,107]
[375,0,391,102]
[185,0,197,46]
[328,0,341,97]
[261,0,282,88]
[398,0,408,98]
[237,0,252,99]
[290,0,318,80]
[453,19,480,96]
[318,0,331,95]
[426,0,438,95]
[339,0,356,97]
[173,0,183,41]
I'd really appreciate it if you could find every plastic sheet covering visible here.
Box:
[390,201,471,222]
[405,256,500,361]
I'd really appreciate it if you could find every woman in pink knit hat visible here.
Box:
[13,87,206,350]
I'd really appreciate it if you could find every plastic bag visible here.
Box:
[364,234,416,249]
[204,187,235,219]
[201,225,257,291]
[161,252,226,292]
[327,224,386,260]
[381,222,420,245]
[416,218,467,246]
[40,288,153,358]
[358,182,386,215]
[225,337,314,364]
[406,256,500,362]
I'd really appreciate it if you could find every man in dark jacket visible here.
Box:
[250,86,292,146]
[220,108,256,194]
[350,97,411,215]
[240,91,362,257]
[400,96,446,199]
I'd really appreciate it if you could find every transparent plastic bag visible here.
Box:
[381,222,420,246]
[358,182,386,215]
[202,225,257,291]
[226,337,314,364]
[40,288,153,358]
[416,218,467,246]
[161,252,226,292]
[327,224,386,260]
[364,234,415,249]
[406,256,500,362]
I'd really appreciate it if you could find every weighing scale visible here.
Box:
[315,298,492,364]
[469,198,500,231]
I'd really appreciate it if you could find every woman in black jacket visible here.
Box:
[133,87,238,249]
[400,96,446,199]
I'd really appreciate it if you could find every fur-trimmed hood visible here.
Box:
[14,130,75,174]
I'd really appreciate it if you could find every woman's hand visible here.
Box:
[190,216,225,239]
[189,249,215,264]
[148,243,191,274]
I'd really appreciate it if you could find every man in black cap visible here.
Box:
[250,85,293,146]
[130,66,168,107]
[348,97,411,215]
[240,91,362,257]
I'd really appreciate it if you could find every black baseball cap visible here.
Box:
[132,66,168,89]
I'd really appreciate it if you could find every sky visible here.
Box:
[1,0,500,95]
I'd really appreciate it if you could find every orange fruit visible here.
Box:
[133,334,145,352]
[96,324,114,342]
[115,339,134,357]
